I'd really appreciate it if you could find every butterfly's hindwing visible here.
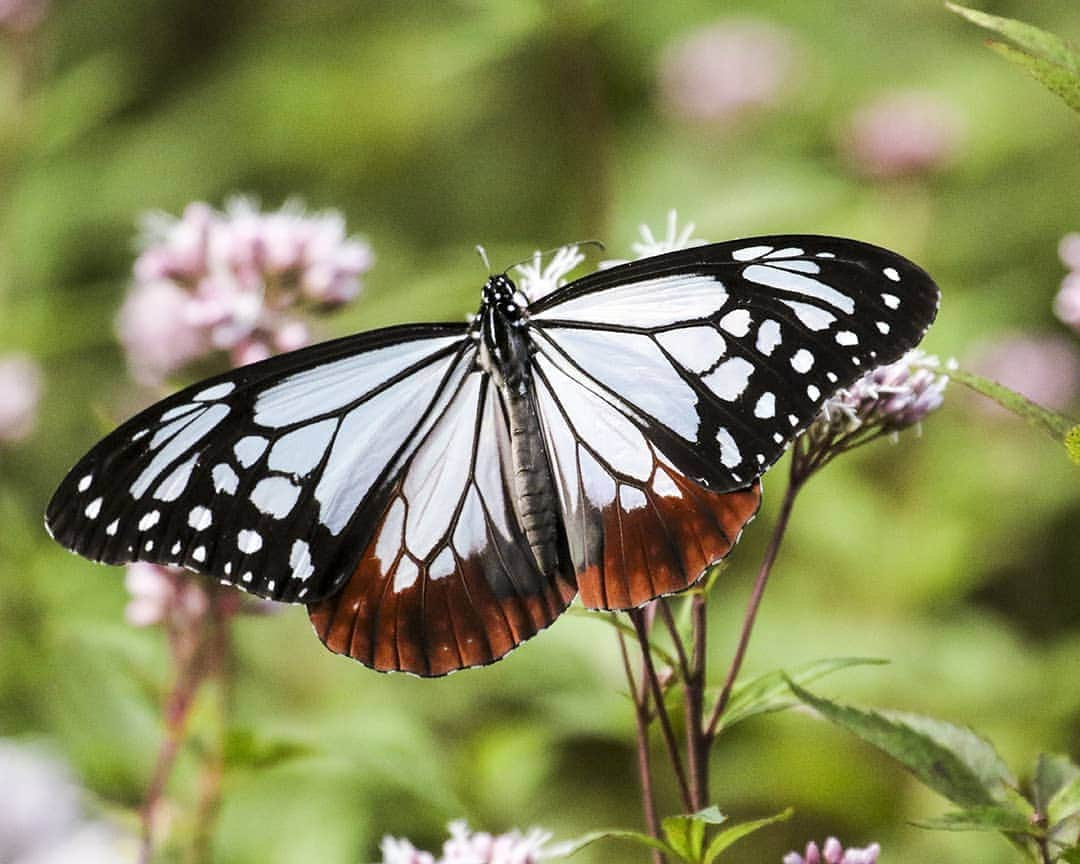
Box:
[46,324,473,604]
[529,235,940,491]
[309,371,576,675]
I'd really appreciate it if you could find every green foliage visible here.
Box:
[791,682,1080,861]
[946,367,1079,466]
[563,805,791,863]
[947,3,1080,114]
[716,656,888,730]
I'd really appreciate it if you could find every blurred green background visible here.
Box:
[1,0,1079,862]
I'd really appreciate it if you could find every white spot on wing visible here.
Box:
[289,539,314,582]
[251,476,301,519]
[533,273,727,328]
[375,498,406,565]
[716,427,742,468]
[233,436,268,468]
[393,556,419,592]
[152,454,199,502]
[619,486,647,511]
[78,474,93,493]
[756,319,782,356]
[193,546,207,562]
[651,470,681,498]
[253,336,462,427]
[429,547,455,581]
[703,357,754,401]
[138,511,160,531]
[779,300,836,331]
[835,330,858,346]
[764,247,804,259]
[807,384,821,400]
[194,382,236,401]
[188,506,213,531]
[719,308,752,337]
[656,326,726,374]
[268,419,336,476]
[237,530,262,554]
[754,392,776,419]
[743,264,855,314]
[732,245,773,261]
[132,404,229,498]
[882,293,900,309]
[212,463,239,495]
[791,349,814,373]
[770,260,821,274]
[877,321,890,334]
[883,267,900,282]
[106,520,119,536]
[160,403,199,423]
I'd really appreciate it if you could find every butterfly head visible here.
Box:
[481,274,526,323]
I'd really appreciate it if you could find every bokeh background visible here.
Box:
[1,0,1079,862]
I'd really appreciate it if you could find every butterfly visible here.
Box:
[46,236,940,676]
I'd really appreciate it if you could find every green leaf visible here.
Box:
[945,4,1080,73]
[946,368,1078,456]
[1059,847,1080,863]
[1035,754,1080,814]
[988,42,1080,115]
[718,657,888,731]
[913,806,1042,835]
[662,807,727,862]
[789,681,1019,807]
[569,607,681,672]
[702,808,793,864]
[1051,775,1080,828]
[556,829,681,861]
[223,728,315,771]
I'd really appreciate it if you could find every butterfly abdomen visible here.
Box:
[506,383,561,577]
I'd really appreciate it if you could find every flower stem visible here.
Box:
[629,608,694,813]
[705,476,802,742]
[618,629,665,864]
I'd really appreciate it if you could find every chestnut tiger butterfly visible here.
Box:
[47,236,939,675]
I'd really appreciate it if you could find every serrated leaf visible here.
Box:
[945,3,1080,73]
[1035,754,1080,813]
[947,368,1077,442]
[702,808,792,864]
[555,829,681,861]
[789,681,1019,808]
[718,657,887,730]
[913,805,1042,835]
[224,728,314,771]
[988,41,1080,115]
[662,807,727,862]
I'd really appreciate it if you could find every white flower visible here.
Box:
[600,210,706,268]
[514,245,585,303]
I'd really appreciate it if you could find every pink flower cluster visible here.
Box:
[124,562,209,628]
[0,0,48,33]
[817,350,949,435]
[1055,233,1080,332]
[659,19,800,123]
[843,91,963,179]
[118,199,373,384]
[380,821,565,864]
[784,837,881,864]
[0,353,42,443]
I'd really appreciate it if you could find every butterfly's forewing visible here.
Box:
[46,324,472,605]
[529,236,940,492]
[528,236,939,610]
[308,371,576,675]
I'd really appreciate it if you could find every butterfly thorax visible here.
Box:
[478,274,564,580]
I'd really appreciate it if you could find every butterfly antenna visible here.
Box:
[501,239,607,275]
[475,245,493,275]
